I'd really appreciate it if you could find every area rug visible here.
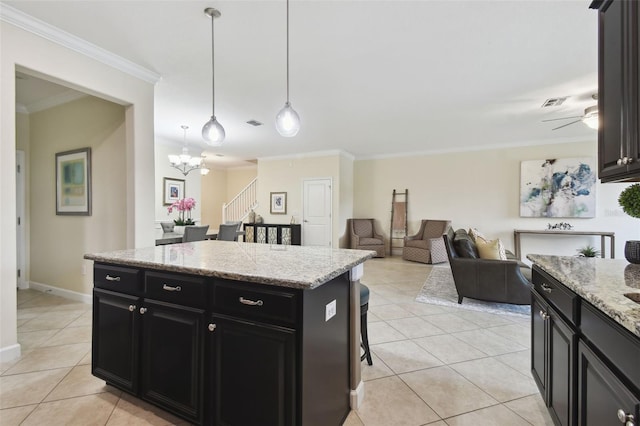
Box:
[415,266,530,318]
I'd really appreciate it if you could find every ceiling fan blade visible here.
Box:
[552,120,582,130]
[542,115,583,122]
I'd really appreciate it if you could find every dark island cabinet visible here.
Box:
[209,315,296,426]
[531,291,576,426]
[92,288,140,394]
[577,341,639,426]
[592,0,640,182]
[92,263,352,426]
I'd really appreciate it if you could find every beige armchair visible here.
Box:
[403,220,450,264]
[349,219,385,257]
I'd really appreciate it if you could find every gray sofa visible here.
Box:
[442,228,532,305]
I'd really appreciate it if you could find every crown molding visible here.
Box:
[0,4,161,84]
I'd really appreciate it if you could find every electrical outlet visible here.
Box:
[325,300,336,322]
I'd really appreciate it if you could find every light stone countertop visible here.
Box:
[527,254,640,338]
[84,241,376,290]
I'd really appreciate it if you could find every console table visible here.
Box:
[514,229,615,260]
[244,223,301,245]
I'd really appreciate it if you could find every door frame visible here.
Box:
[16,150,27,289]
[302,177,332,247]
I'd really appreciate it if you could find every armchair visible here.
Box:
[349,219,385,257]
[402,220,450,264]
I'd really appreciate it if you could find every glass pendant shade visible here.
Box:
[202,116,225,145]
[275,102,301,137]
[582,106,599,130]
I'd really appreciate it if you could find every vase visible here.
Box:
[624,240,640,264]
[248,209,256,223]
[174,225,186,235]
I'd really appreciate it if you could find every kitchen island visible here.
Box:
[527,255,640,426]
[84,241,375,426]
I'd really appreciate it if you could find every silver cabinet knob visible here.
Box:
[139,307,147,314]
[208,323,216,332]
[617,409,635,425]
[618,158,623,165]
[128,305,136,312]
[541,283,553,293]
[627,158,633,164]
[623,157,629,165]
[539,310,550,320]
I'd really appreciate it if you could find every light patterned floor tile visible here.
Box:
[343,410,364,426]
[4,343,91,375]
[451,329,527,356]
[106,392,191,425]
[396,302,447,317]
[372,340,443,374]
[421,313,481,333]
[450,357,539,402]
[386,316,445,338]
[0,404,37,425]
[361,353,395,382]
[44,364,120,401]
[413,334,488,364]
[494,350,531,376]
[0,368,70,409]
[444,404,532,425]
[369,303,414,321]
[400,366,498,418]
[21,392,119,426]
[504,394,555,426]
[366,321,408,345]
[42,326,92,347]
[356,376,440,426]
[486,322,531,348]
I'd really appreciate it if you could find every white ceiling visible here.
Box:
[7,0,599,168]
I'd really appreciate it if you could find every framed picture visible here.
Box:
[56,147,91,215]
[163,177,185,205]
[270,192,287,215]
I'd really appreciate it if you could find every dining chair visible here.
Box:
[182,225,210,243]
[217,223,240,241]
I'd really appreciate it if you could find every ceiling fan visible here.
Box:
[542,93,599,130]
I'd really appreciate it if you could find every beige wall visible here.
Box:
[338,154,354,248]
[257,152,353,246]
[201,168,227,228]
[16,113,31,284]
[27,97,126,294]
[1,21,155,360]
[226,167,257,201]
[354,141,636,258]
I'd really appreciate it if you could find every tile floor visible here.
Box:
[0,256,553,425]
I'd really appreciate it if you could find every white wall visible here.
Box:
[354,140,637,259]
[1,21,155,361]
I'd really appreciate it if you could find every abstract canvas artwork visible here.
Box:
[520,157,596,218]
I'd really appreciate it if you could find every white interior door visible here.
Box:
[302,178,332,247]
[16,150,27,289]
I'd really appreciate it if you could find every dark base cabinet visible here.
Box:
[92,263,351,426]
[577,341,640,426]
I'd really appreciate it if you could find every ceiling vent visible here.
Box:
[541,97,567,108]
[246,120,263,127]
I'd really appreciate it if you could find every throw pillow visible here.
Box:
[453,229,479,258]
[468,228,487,243]
[476,238,508,260]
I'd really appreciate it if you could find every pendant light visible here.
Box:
[202,7,225,145]
[168,125,205,176]
[275,0,300,137]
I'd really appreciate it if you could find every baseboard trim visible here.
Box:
[28,281,92,305]
[350,380,365,409]
[0,343,21,363]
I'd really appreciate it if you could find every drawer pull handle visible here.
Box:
[128,305,136,312]
[208,324,216,332]
[617,409,634,425]
[239,297,263,306]
[139,307,147,314]
[106,275,121,282]
[163,284,182,292]
[541,283,553,293]
[539,310,550,320]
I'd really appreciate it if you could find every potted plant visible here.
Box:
[618,184,640,263]
[576,245,600,257]
[167,197,197,233]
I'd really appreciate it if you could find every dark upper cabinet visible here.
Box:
[593,0,640,182]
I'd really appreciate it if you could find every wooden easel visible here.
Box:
[389,189,408,253]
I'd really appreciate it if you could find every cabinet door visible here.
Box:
[209,316,296,426]
[577,341,640,426]
[598,0,627,180]
[140,299,205,424]
[92,288,140,393]
[548,306,575,426]
[531,293,547,397]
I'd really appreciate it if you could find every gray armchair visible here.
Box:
[403,220,450,264]
[443,227,532,305]
[349,219,385,257]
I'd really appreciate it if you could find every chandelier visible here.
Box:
[168,125,210,176]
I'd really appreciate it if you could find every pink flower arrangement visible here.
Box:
[167,197,197,226]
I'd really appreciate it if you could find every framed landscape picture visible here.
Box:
[163,177,185,205]
[56,147,91,215]
[270,192,287,214]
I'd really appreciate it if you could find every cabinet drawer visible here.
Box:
[94,264,142,295]
[212,281,298,325]
[532,267,579,326]
[581,301,640,392]
[145,271,207,309]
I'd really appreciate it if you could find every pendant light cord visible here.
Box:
[286,0,290,103]
[211,13,216,117]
